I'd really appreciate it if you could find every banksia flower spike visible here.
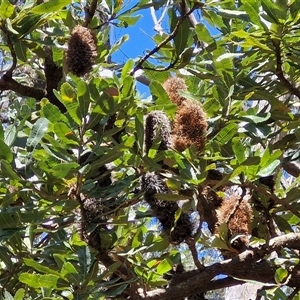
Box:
[173,99,208,152]
[66,25,97,76]
[163,77,188,106]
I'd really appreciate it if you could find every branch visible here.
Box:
[282,161,300,178]
[84,0,98,27]
[0,74,45,99]
[138,234,300,299]
[130,3,203,75]
[273,41,300,100]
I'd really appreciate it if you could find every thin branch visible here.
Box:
[130,2,203,75]
[186,237,205,271]
[273,41,300,100]
[84,0,98,27]
[282,161,300,178]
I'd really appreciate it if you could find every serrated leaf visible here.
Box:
[26,117,49,148]
[19,273,40,288]
[53,122,79,146]
[30,0,71,14]
[41,101,69,124]
[38,274,59,289]
[14,288,25,300]
[195,23,215,45]
[215,123,238,144]
[58,83,81,125]
[232,138,245,164]
[23,258,64,278]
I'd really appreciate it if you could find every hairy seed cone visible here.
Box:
[144,110,172,154]
[173,99,208,152]
[163,77,188,106]
[141,173,193,244]
[66,25,97,76]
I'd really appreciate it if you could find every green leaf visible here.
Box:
[195,23,215,46]
[77,80,90,119]
[215,123,238,144]
[51,162,79,179]
[241,0,263,27]
[257,160,280,177]
[156,259,172,275]
[19,273,40,288]
[14,289,25,300]
[26,117,49,149]
[30,0,71,14]
[38,274,59,289]
[0,139,13,162]
[274,267,288,284]
[56,83,81,125]
[232,137,246,164]
[0,160,21,181]
[14,40,27,62]
[0,0,14,19]
[53,122,79,146]
[23,258,64,278]
[173,17,190,56]
[41,101,69,124]
[118,14,142,27]
[135,110,144,153]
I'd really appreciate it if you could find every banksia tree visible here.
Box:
[66,25,97,77]
[173,99,208,152]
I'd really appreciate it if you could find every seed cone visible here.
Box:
[141,173,193,244]
[163,77,188,106]
[66,25,97,76]
[173,99,208,152]
[144,110,172,154]
[216,195,252,250]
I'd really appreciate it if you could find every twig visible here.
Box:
[130,3,203,75]
[287,287,300,300]
[273,41,300,100]
[186,237,205,271]
[84,0,98,27]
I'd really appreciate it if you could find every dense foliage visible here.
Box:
[1,0,300,299]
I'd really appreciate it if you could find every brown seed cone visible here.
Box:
[141,173,193,244]
[163,77,188,106]
[144,110,172,154]
[216,194,252,250]
[172,99,208,152]
[66,25,97,76]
